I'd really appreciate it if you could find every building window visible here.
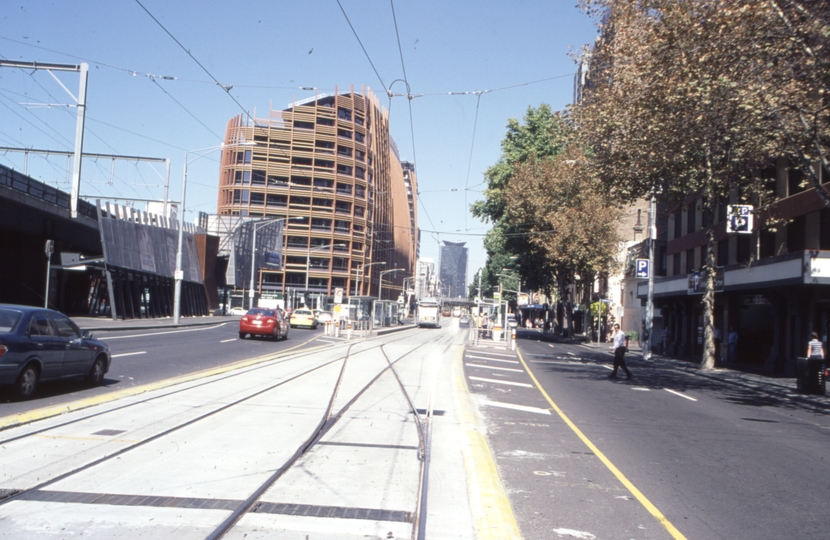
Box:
[686,248,695,273]
[252,170,266,185]
[788,164,806,196]
[338,129,352,140]
[717,240,729,266]
[687,204,696,234]
[338,107,352,121]
[718,195,729,222]
[354,131,365,143]
[674,211,682,239]
[294,121,314,130]
[337,164,353,176]
[737,234,751,263]
[787,215,806,252]
[760,228,777,258]
[673,253,680,275]
[250,192,264,206]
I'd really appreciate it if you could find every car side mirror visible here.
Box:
[82,331,93,339]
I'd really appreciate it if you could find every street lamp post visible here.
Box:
[379,268,406,302]
[354,261,386,296]
[174,142,254,324]
[496,272,521,331]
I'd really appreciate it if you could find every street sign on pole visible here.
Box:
[726,205,753,234]
[635,258,650,279]
[334,287,343,304]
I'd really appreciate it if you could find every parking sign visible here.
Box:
[635,259,650,279]
[727,205,753,234]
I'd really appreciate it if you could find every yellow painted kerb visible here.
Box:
[452,346,522,540]
[516,347,688,540]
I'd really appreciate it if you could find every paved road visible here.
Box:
[464,330,830,539]
[0,317,328,413]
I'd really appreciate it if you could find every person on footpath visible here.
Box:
[609,323,632,379]
[728,326,739,363]
[807,332,824,360]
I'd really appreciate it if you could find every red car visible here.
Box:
[238,308,289,340]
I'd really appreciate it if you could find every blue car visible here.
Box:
[0,304,111,400]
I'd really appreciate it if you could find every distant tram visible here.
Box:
[417,298,442,328]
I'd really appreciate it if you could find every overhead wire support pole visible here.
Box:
[0,60,89,218]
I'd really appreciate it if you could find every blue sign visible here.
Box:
[635,259,650,279]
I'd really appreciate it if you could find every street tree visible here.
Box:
[503,144,622,335]
[472,105,571,298]
[575,0,804,369]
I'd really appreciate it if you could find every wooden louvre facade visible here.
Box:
[216,85,417,299]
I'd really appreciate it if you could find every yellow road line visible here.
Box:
[453,346,521,540]
[516,348,688,540]
[0,338,328,431]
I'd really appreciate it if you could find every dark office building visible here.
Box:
[439,241,467,298]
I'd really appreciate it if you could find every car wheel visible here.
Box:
[14,364,39,400]
[86,356,106,385]
[239,332,246,339]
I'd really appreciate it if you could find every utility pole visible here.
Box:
[645,194,656,361]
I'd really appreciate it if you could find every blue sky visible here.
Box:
[0,0,598,283]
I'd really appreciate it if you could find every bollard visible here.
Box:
[334,321,340,338]
[511,328,516,350]
[347,320,353,340]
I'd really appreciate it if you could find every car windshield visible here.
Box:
[249,308,275,317]
[294,310,312,315]
[0,308,23,333]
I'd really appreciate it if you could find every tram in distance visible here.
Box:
[416,297,442,328]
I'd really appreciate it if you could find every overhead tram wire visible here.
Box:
[335,0,388,95]
[389,0,441,243]
[133,0,253,124]
[464,92,483,232]
[149,78,223,141]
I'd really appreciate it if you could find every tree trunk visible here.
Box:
[700,191,718,370]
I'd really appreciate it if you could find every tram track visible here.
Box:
[0,325,460,539]
[209,329,458,539]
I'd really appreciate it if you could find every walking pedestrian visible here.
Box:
[609,323,632,379]
[807,332,824,359]
[639,323,649,350]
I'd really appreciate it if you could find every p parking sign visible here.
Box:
[727,205,753,234]
[635,259,650,279]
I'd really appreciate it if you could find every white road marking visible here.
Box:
[665,388,697,401]
[111,351,146,358]
[466,354,519,364]
[480,399,551,415]
[220,338,236,343]
[469,350,516,358]
[532,360,604,367]
[631,387,650,391]
[567,351,576,356]
[469,376,533,388]
[465,363,524,373]
[99,324,226,340]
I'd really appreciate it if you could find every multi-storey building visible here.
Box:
[637,159,830,374]
[439,241,468,299]
[215,86,417,303]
